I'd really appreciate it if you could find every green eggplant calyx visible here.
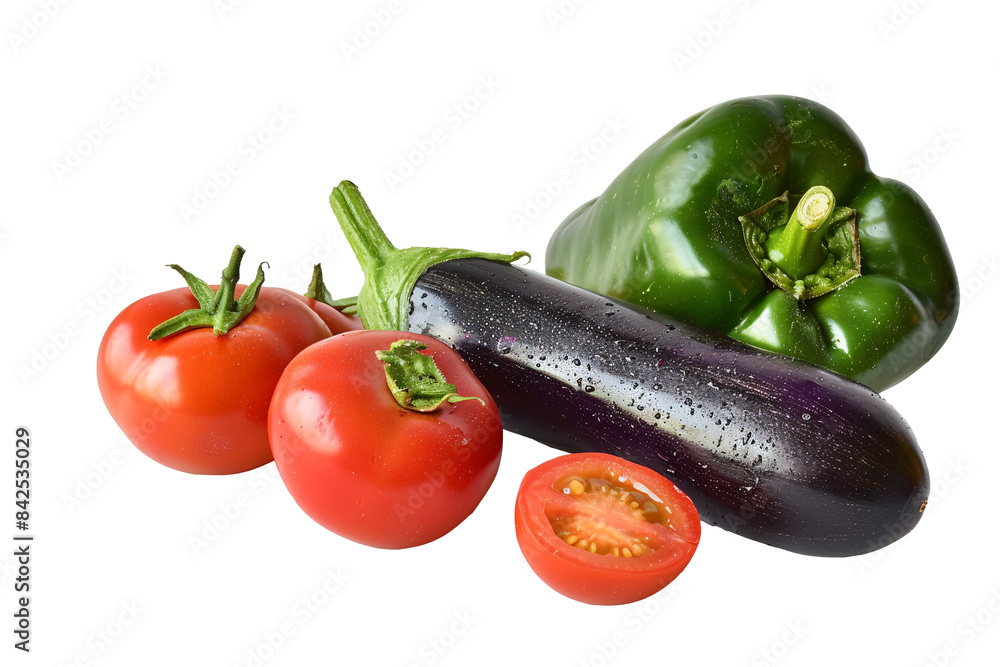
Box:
[376,339,484,412]
[304,263,358,314]
[148,245,267,340]
[329,180,529,331]
[740,187,860,301]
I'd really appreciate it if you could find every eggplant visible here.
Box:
[330,182,929,557]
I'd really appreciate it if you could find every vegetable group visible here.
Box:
[97,93,958,604]
[515,453,700,605]
[329,181,930,557]
[97,247,357,474]
[268,330,503,548]
[545,95,958,391]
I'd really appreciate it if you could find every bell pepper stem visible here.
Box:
[767,186,836,281]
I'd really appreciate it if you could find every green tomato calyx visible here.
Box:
[376,339,485,412]
[303,263,358,314]
[148,245,266,341]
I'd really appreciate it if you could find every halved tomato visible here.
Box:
[514,452,700,605]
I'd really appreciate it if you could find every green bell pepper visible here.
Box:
[545,95,958,392]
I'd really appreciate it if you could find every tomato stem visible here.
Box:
[304,264,358,314]
[376,339,484,412]
[147,245,267,340]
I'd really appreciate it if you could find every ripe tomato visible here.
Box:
[514,452,701,605]
[97,279,355,475]
[288,263,363,333]
[268,330,503,549]
[277,288,362,333]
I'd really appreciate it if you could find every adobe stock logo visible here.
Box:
[544,0,590,30]
[510,117,627,234]
[17,268,135,385]
[7,0,73,53]
[213,0,249,20]
[671,0,755,73]
[918,588,1000,667]
[575,585,680,666]
[231,567,350,667]
[876,0,931,40]
[177,107,295,223]
[750,620,808,667]
[404,611,476,667]
[51,65,168,182]
[900,126,959,182]
[339,0,416,63]
[382,75,501,192]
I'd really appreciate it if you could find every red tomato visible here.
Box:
[97,285,345,475]
[514,452,700,605]
[277,289,362,333]
[268,330,503,549]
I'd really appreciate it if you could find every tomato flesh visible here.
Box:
[549,473,674,558]
[515,453,700,605]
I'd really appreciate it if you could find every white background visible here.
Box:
[3,1,999,665]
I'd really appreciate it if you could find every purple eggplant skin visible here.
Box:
[407,258,929,557]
